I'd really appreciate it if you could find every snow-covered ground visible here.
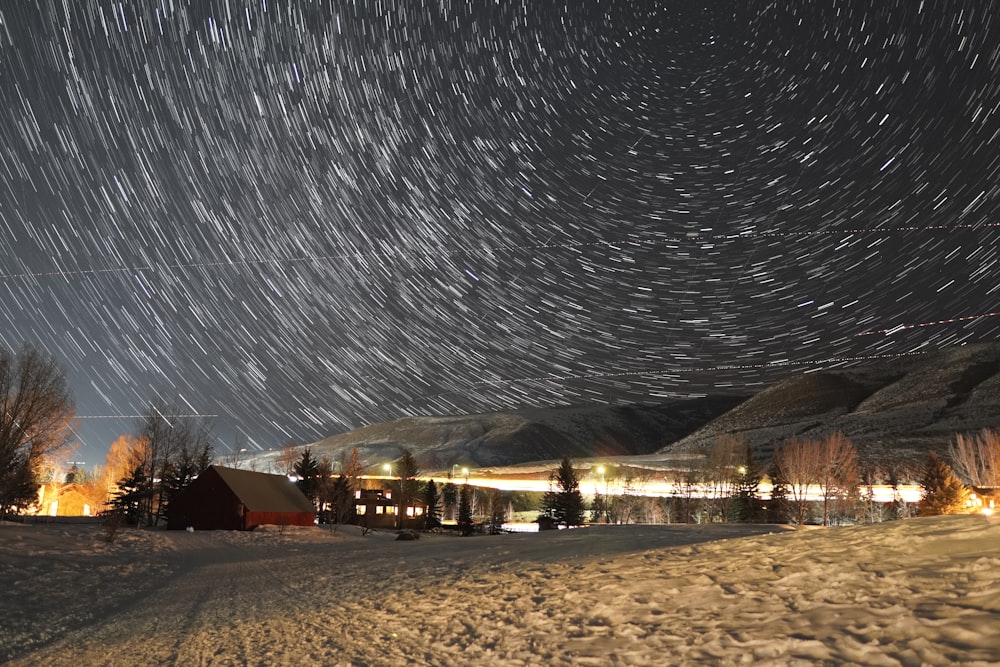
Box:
[2,516,998,666]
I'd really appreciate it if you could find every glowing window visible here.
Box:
[356,505,367,515]
[375,506,384,514]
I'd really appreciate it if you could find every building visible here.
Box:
[36,483,99,517]
[167,465,315,531]
[354,488,426,530]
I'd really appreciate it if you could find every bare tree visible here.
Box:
[775,433,858,526]
[950,428,1000,490]
[338,446,365,495]
[775,438,822,525]
[816,433,859,526]
[132,404,212,526]
[703,435,745,522]
[275,442,299,477]
[0,346,76,519]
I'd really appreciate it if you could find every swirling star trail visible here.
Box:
[2,1,998,462]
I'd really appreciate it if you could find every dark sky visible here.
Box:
[3,1,999,465]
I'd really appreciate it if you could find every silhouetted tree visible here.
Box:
[422,479,441,529]
[337,446,366,494]
[0,345,75,519]
[275,442,299,477]
[590,491,608,523]
[134,404,213,526]
[109,464,148,526]
[457,483,474,535]
[161,437,213,517]
[329,475,354,529]
[484,488,507,534]
[766,457,790,524]
[704,435,745,522]
[390,448,421,529]
[442,481,458,522]
[918,453,969,516]
[294,448,321,507]
[732,447,765,523]
[542,456,586,527]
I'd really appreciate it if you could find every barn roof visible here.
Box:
[210,465,315,513]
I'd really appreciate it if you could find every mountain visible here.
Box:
[289,396,746,471]
[660,342,1000,468]
[248,342,1000,476]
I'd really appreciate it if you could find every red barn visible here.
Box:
[167,465,315,531]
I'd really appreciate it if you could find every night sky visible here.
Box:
[3,1,999,465]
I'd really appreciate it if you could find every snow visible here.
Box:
[2,516,999,665]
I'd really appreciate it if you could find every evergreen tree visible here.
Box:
[394,448,421,528]
[422,479,441,529]
[160,442,203,518]
[442,481,458,522]
[732,448,765,523]
[918,452,969,516]
[457,483,474,535]
[765,457,790,524]
[109,464,148,526]
[542,456,586,526]
[590,491,608,523]
[329,475,354,528]
[294,448,321,507]
[0,458,39,518]
[485,488,507,534]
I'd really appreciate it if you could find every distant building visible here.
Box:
[354,488,426,530]
[167,465,315,531]
[36,483,98,517]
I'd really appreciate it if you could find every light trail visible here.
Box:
[858,310,1000,336]
[446,475,924,504]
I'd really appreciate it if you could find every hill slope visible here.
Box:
[662,342,1000,465]
[293,396,746,470]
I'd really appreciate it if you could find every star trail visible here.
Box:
[2,1,999,463]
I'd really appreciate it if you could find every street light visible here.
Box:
[461,467,469,484]
[383,463,392,478]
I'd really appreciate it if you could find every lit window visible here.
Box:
[356,505,366,515]
[415,507,423,516]
[385,491,392,500]
[386,506,396,514]
[376,506,384,514]
[406,507,415,517]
